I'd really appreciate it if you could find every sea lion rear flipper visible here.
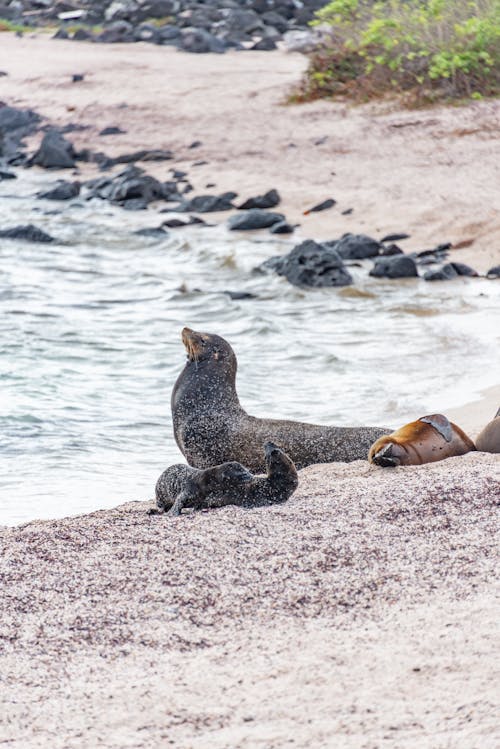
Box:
[420,414,453,442]
[167,490,192,517]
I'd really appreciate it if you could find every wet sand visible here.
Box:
[1,34,499,748]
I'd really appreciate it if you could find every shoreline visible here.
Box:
[1,34,499,745]
[1,34,500,275]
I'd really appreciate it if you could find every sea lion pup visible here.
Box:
[475,407,500,453]
[368,413,476,467]
[171,327,389,472]
[151,442,298,516]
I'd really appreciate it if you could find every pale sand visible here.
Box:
[1,453,499,748]
[1,35,499,747]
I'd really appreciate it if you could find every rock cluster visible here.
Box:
[261,234,486,288]
[2,0,326,53]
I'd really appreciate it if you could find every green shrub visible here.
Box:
[293,0,500,104]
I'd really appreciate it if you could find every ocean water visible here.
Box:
[1,171,499,525]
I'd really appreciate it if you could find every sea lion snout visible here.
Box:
[264,441,281,458]
[181,327,206,360]
[370,442,402,467]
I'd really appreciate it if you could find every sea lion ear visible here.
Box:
[420,414,453,442]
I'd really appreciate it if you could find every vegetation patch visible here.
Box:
[292,0,500,105]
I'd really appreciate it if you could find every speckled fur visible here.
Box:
[153,442,298,516]
[172,328,390,472]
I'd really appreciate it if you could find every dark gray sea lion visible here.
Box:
[151,442,298,516]
[475,407,500,453]
[171,327,389,472]
[369,413,476,467]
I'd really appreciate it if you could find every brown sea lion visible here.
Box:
[171,327,389,472]
[475,407,500,453]
[151,442,298,516]
[368,413,476,467]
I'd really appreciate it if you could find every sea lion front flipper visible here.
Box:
[167,490,192,517]
[420,414,453,442]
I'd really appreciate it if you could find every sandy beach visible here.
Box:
[1,453,499,748]
[1,33,499,748]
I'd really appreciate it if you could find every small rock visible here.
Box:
[38,180,80,200]
[134,226,169,237]
[223,290,256,300]
[0,224,55,243]
[304,198,336,214]
[0,170,16,180]
[269,220,295,234]
[189,140,202,149]
[72,74,84,82]
[380,232,410,242]
[486,265,500,279]
[369,255,418,279]
[177,194,235,213]
[333,233,381,260]
[238,189,280,210]
[379,244,403,256]
[30,130,76,169]
[99,126,126,136]
[449,262,478,277]
[228,209,284,231]
[423,264,459,281]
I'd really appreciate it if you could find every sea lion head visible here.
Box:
[264,442,298,491]
[369,438,409,467]
[202,461,254,493]
[182,327,237,369]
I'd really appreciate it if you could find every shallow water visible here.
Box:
[1,171,499,525]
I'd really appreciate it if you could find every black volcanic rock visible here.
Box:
[38,180,81,200]
[0,224,55,243]
[262,239,353,288]
[30,130,76,169]
[238,189,280,210]
[423,263,459,281]
[332,233,381,260]
[228,209,284,231]
[486,265,500,279]
[450,262,478,277]
[369,255,418,279]
[177,194,235,212]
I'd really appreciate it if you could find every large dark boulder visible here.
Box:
[262,239,353,288]
[331,233,381,260]
[369,255,418,279]
[228,209,284,230]
[0,104,41,160]
[30,130,76,169]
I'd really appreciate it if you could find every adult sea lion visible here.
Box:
[368,413,476,467]
[475,407,500,453]
[171,327,389,472]
[151,442,298,516]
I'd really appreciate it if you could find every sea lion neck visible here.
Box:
[171,354,243,416]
